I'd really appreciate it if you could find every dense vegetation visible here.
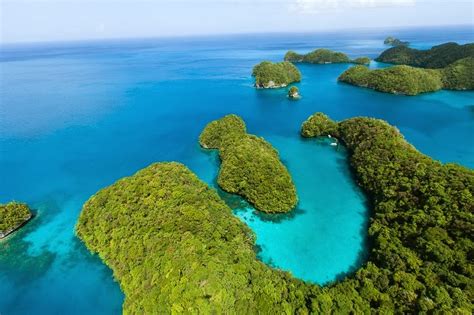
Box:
[76,162,307,313]
[252,61,301,88]
[0,202,32,238]
[199,115,297,213]
[376,42,474,68]
[353,57,371,65]
[338,65,444,95]
[384,36,409,46]
[301,113,474,313]
[441,57,474,90]
[284,48,351,64]
[300,112,338,137]
[339,56,474,95]
[77,115,473,313]
[288,86,300,99]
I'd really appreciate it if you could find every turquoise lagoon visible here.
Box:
[1,26,473,314]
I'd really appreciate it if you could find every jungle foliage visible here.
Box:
[353,57,371,65]
[252,61,301,88]
[284,48,351,64]
[384,36,409,47]
[0,202,32,237]
[288,86,300,98]
[338,65,444,95]
[339,56,474,95]
[375,42,474,68]
[199,114,297,213]
[76,115,474,314]
[76,162,308,314]
[441,57,474,90]
[301,113,474,313]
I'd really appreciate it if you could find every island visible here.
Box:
[0,202,32,239]
[383,36,409,46]
[199,114,297,213]
[441,57,474,90]
[338,65,443,95]
[76,114,473,313]
[252,61,301,88]
[288,86,300,99]
[352,57,371,65]
[284,48,351,64]
[375,42,474,68]
[77,162,303,314]
[338,57,473,95]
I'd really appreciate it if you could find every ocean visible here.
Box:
[1,26,473,314]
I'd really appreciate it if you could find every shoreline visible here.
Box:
[0,213,33,240]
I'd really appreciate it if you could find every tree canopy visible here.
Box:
[338,65,444,95]
[339,58,473,95]
[353,57,371,65]
[76,114,474,313]
[252,61,301,88]
[199,114,297,213]
[0,202,32,238]
[284,48,351,64]
[441,57,474,90]
[384,36,409,47]
[301,113,473,313]
[376,42,474,68]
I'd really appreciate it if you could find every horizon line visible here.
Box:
[1,23,473,47]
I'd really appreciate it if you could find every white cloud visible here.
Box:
[291,0,416,13]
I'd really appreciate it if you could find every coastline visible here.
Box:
[0,213,33,240]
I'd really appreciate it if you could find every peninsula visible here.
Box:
[199,114,297,213]
[0,202,32,239]
[252,61,301,88]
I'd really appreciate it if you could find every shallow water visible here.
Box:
[1,26,473,314]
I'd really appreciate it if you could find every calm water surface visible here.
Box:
[1,26,473,314]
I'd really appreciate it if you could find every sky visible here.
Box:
[0,0,473,43]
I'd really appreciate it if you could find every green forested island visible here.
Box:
[301,113,473,313]
[339,56,474,95]
[288,86,300,99]
[441,57,474,90]
[0,202,32,239]
[76,114,473,313]
[252,61,301,88]
[353,57,371,65]
[338,64,444,95]
[199,114,297,213]
[77,162,305,313]
[284,48,351,64]
[376,42,474,68]
[383,36,409,46]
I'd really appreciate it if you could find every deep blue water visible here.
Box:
[1,26,473,314]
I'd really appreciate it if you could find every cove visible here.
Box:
[200,135,369,284]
